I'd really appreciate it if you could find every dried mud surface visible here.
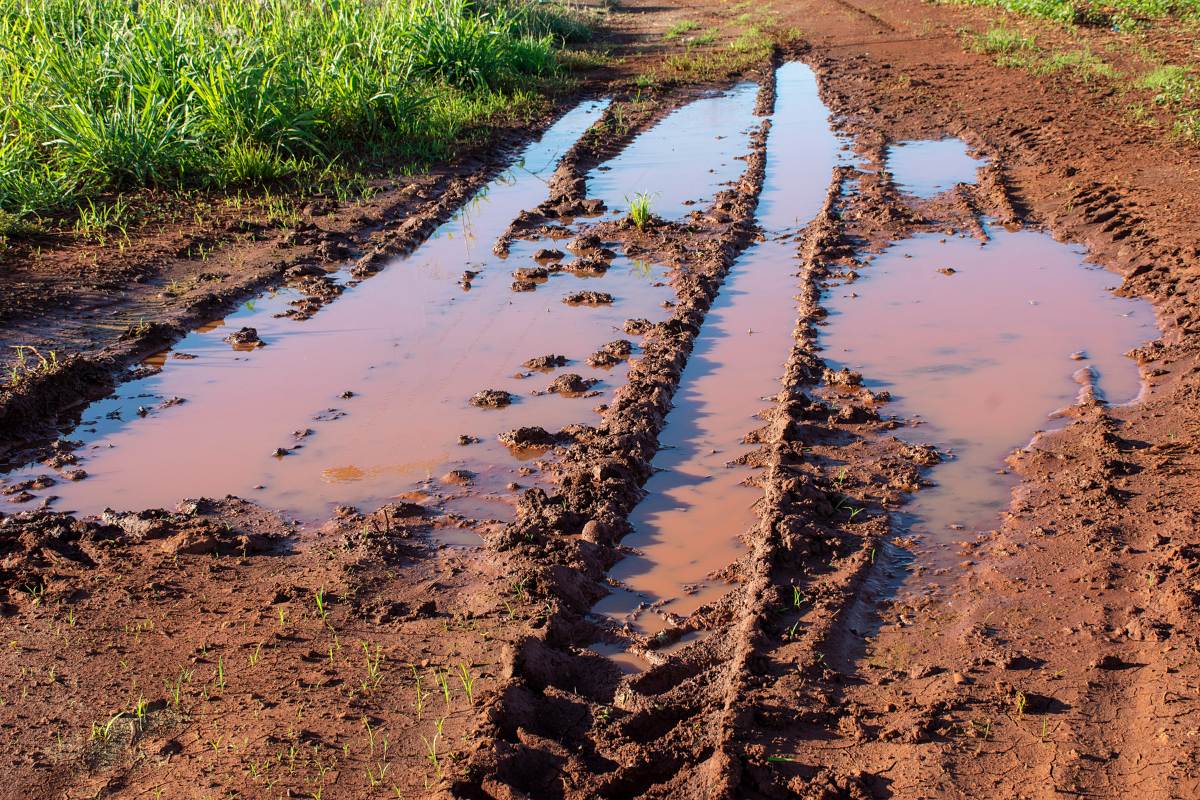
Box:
[3,0,1200,798]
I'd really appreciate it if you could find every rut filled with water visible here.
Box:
[594,63,844,644]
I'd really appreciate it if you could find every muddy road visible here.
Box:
[3,0,1200,798]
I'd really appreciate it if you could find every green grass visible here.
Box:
[970,22,1200,142]
[1036,48,1117,81]
[0,0,590,221]
[1139,65,1200,137]
[664,19,701,40]
[971,25,1036,57]
[1139,65,1196,103]
[948,0,1200,26]
[627,192,652,228]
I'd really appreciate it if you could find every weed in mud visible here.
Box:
[434,668,453,711]
[5,345,59,388]
[167,668,192,709]
[640,12,793,86]
[558,48,614,71]
[627,192,653,228]
[421,717,446,780]
[133,696,149,726]
[313,588,331,627]
[1140,65,1196,106]
[1013,689,1028,717]
[456,663,476,704]
[960,8,1200,141]
[412,666,427,720]
[1037,48,1117,82]
[73,197,133,244]
[971,25,1036,59]
[21,580,45,606]
[90,713,123,743]
[361,642,385,693]
[0,0,592,220]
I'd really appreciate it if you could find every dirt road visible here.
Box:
[2,1,1199,798]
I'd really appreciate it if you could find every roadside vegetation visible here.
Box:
[950,0,1200,27]
[956,0,1200,142]
[0,0,593,225]
[636,0,796,87]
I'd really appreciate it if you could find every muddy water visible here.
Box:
[822,228,1156,568]
[594,63,843,640]
[886,139,986,198]
[587,83,760,220]
[2,100,685,521]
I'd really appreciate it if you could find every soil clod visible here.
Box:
[469,389,514,408]
[564,290,613,306]
[546,373,599,395]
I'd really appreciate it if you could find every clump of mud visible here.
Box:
[469,389,514,408]
[224,327,264,349]
[563,254,611,275]
[546,373,599,395]
[564,291,613,306]
[587,339,633,368]
[498,426,558,449]
[567,233,603,254]
[523,354,568,370]
[624,318,653,335]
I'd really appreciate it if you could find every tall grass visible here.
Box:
[0,0,589,219]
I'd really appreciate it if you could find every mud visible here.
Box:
[5,0,1200,795]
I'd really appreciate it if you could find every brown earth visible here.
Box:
[3,0,1200,798]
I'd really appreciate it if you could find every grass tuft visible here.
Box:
[627,192,653,228]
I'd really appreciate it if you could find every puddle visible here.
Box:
[822,228,1157,569]
[2,87,785,524]
[593,63,844,638]
[886,139,986,198]
[1,100,684,520]
[428,527,484,549]
[588,641,651,675]
[586,83,759,219]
